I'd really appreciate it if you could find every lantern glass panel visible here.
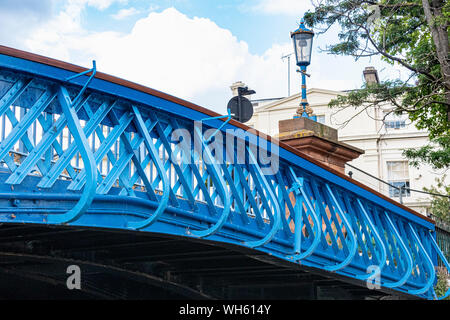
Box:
[293,32,313,66]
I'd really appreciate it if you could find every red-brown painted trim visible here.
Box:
[0,45,434,225]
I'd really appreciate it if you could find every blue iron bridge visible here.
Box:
[0,45,448,300]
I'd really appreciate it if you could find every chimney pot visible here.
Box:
[230,81,247,97]
[363,66,379,85]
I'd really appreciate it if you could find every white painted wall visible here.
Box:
[248,88,448,216]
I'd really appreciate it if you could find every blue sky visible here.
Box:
[0,0,405,113]
[78,0,301,55]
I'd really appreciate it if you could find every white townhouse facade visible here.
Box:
[245,87,448,217]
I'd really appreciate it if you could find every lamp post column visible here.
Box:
[291,18,315,120]
[299,65,307,117]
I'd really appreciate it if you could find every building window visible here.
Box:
[316,115,325,124]
[387,161,410,198]
[384,112,407,129]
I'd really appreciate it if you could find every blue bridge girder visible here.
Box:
[0,45,448,300]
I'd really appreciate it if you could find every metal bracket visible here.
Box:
[127,106,170,230]
[321,184,357,272]
[353,200,387,281]
[288,167,321,261]
[189,125,231,238]
[288,173,304,194]
[243,146,281,248]
[296,69,311,77]
[65,60,97,107]
[406,223,436,295]
[381,211,413,289]
[200,108,232,143]
[47,86,97,224]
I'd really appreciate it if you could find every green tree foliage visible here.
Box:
[304,0,450,169]
[423,175,450,222]
[435,267,449,299]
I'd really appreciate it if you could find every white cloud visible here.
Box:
[111,7,140,20]
[253,0,314,16]
[24,6,302,113]
[0,0,53,48]
[147,4,160,12]
[0,1,400,116]
[83,0,128,10]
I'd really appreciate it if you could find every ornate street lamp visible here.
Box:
[291,18,315,119]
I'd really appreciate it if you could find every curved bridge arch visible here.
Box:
[0,45,448,300]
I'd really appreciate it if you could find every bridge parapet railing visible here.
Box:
[0,48,448,300]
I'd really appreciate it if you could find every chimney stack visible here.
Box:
[230,81,247,97]
[363,66,379,85]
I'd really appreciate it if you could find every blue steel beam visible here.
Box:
[150,115,197,210]
[244,145,281,248]
[48,86,97,224]
[381,211,413,288]
[322,184,357,272]
[5,94,92,185]
[127,106,169,230]
[355,199,387,280]
[189,126,231,238]
[0,90,56,175]
[288,167,321,261]
[68,111,134,192]
[274,170,298,238]
[37,101,116,189]
[406,223,436,295]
